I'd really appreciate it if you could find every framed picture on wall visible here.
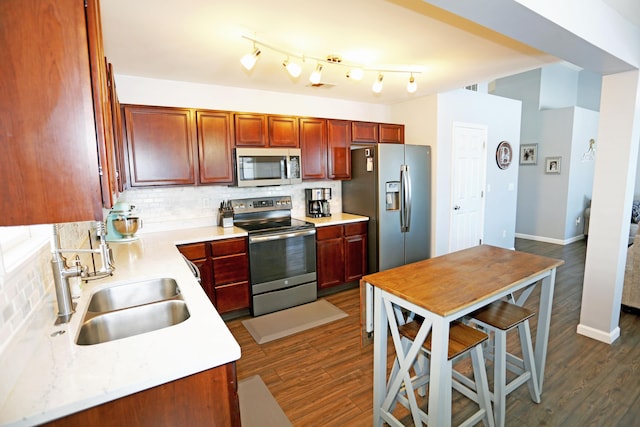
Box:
[519,143,538,165]
[545,156,561,174]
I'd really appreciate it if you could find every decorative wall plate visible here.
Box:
[496,141,512,170]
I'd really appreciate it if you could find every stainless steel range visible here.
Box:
[231,196,317,316]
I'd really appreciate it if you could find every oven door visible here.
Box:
[248,228,317,288]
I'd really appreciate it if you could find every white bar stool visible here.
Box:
[469,300,541,427]
[387,320,496,427]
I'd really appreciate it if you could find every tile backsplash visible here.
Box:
[0,222,91,352]
[117,181,343,233]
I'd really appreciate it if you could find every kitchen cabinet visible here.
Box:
[211,237,250,314]
[107,63,127,192]
[234,113,268,146]
[197,111,234,184]
[379,123,405,144]
[177,242,215,306]
[178,237,250,315]
[327,119,351,180]
[122,106,235,186]
[0,0,108,225]
[300,118,328,180]
[123,105,196,186]
[316,222,367,290]
[268,115,299,147]
[352,121,379,143]
[43,362,240,427]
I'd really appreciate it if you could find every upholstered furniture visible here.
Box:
[623,226,640,311]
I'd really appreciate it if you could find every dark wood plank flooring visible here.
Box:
[226,239,640,426]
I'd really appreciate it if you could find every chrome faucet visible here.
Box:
[50,222,115,324]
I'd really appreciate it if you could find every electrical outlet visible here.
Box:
[576,216,581,226]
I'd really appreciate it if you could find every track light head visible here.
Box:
[407,74,417,93]
[372,73,384,93]
[309,63,323,84]
[240,47,261,71]
[283,58,302,78]
[346,68,364,81]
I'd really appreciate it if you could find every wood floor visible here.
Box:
[226,239,640,426]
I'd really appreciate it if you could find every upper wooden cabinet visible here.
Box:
[0,0,105,225]
[197,111,234,184]
[268,115,299,147]
[352,121,379,143]
[299,118,327,180]
[123,105,197,186]
[327,120,351,180]
[379,123,405,144]
[234,113,267,147]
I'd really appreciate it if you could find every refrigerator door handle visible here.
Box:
[401,164,411,232]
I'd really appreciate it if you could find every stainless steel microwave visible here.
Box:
[235,147,302,187]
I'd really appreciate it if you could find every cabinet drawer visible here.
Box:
[316,225,343,240]
[215,281,250,313]
[213,254,249,285]
[211,237,247,257]
[344,221,367,236]
[177,243,207,260]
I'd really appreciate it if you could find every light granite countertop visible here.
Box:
[0,215,367,427]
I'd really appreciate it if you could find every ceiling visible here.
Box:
[99,0,633,105]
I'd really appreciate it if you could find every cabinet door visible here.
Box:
[123,105,196,186]
[379,123,405,144]
[86,0,118,208]
[107,63,126,193]
[327,120,351,180]
[234,113,267,147]
[316,225,345,290]
[177,243,214,306]
[0,0,103,225]
[197,111,234,184]
[352,121,379,143]
[299,118,327,180]
[344,233,367,282]
[268,115,299,147]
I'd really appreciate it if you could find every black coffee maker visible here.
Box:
[305,188,331,218]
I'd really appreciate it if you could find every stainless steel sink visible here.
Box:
[76,300,190,345]
[87,278,181,312]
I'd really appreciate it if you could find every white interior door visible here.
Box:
[449,123,487,252]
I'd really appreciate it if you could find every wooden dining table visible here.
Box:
[361,245,564,427]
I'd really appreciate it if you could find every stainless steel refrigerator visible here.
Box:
[342,144,431,273]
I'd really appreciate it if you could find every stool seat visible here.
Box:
[471,300,535,330]
[399,320,488,360]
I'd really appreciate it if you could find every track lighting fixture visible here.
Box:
[407,74,417,93]
[240,47,261,71]
[283,58,302,78]
[240,35,421,96]
[372,73,384,93]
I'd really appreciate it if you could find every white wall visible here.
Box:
[116,75,391,122]
[391,89,522,256]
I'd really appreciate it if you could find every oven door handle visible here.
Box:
[249,228,316,243]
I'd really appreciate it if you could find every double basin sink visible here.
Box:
[76,278,190,346]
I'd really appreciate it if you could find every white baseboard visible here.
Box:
[576,324,620,344]
[515,233,585,245]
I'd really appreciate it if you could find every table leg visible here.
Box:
[373,287,386,427]
[427,317,452,427]
[534,268,556,393]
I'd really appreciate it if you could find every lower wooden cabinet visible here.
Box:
[178,237,250,314]
[43,362,240,427]
[316,222,367,290]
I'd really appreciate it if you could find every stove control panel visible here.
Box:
[230,196,293,213]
